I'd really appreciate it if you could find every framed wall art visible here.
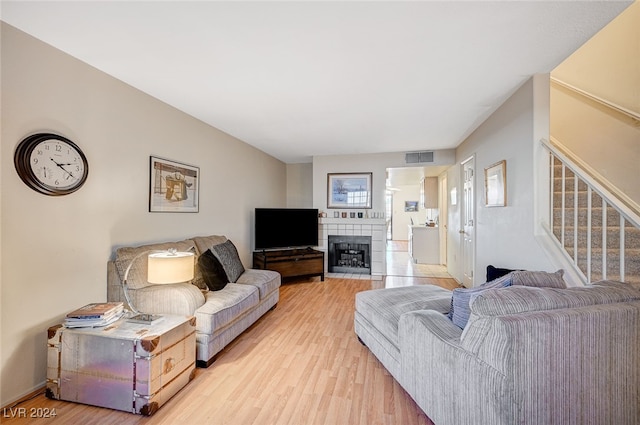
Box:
[484,160,506,207]
[149,156,199,212]
[405,201,419,212]
[327,172,372,209]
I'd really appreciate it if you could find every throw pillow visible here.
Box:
[211,240,245,283]
[486,265,518,282]
[197,249,228,291]
[448,273,513,329]
[511,269,566,289]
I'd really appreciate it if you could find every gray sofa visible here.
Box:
[107,235,280,367]
[355,275,640,425]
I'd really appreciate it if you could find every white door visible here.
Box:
[461,157,475,287]
[439,174,448,265]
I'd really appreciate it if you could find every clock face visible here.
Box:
[14,133,89,196]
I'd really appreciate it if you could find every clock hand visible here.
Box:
[50,157,75,179]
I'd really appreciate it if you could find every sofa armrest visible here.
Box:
[399,310,512,425]
[128,283,205,316]
[398,310,465,398]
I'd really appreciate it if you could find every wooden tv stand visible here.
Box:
[253,248,324,281]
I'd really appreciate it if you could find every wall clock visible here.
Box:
[14,133,89,196]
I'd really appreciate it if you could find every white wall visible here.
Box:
[391,184,422,240]
[1,23,285,406]
[448,77,555,285]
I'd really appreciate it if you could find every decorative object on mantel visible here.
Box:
[149,156,199,212]
[14,132,89,196]
[327,172,372,209]
[485,160,507,207]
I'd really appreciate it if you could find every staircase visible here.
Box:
[548,145,640,284]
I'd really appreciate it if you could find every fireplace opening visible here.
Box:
[328,235,371,274]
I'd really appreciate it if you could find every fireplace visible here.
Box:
[327,235,371,274]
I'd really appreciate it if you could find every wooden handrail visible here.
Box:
[550,77,640,124]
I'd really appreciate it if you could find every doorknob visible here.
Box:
[459,230,465,234]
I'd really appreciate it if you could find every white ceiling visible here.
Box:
[1,1,631,163]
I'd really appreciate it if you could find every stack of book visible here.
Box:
[64,302,124,328]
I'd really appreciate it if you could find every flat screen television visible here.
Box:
[255,208,319,250]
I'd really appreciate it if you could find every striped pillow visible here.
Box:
[511,269,566,288]
[448,273,513,329]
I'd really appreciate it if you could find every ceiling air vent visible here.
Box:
[405,151,434,164]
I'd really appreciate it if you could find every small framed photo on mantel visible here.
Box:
[327,172,372,209]
[149,156,199,213]
[484,160,506,207]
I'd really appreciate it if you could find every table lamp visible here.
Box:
[122,248,195,323]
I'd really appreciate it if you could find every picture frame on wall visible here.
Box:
[149,156,199,212]
[484,160,506,207]
[327,172,372,209]
[405,201,419,212]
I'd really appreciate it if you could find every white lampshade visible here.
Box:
[147,251,195,284]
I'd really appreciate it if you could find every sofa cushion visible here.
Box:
[192,235,228,255]
[211,240,245,283]
[511,269,566,289]
[194,283,259,335]
[115,239,202,290]
[469,280,640,318]
[448,273,513,329]
[355,285,452,347]
[236,268,281,300]
[198,249,228,291]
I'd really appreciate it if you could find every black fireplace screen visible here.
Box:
[328,236,371,274]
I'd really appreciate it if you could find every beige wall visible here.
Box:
[311,150,455,216]
[286,163,313,208]
[448,77,555,285]
[552,2,639,115]
[551,2,640,205]
[1,23,285,405]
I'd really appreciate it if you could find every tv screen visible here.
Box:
[255,208,319,250]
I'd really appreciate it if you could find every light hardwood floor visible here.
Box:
[3,274,459,425]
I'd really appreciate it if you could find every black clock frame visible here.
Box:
[14,133,89,196]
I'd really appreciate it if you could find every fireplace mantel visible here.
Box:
[319,217,386,226]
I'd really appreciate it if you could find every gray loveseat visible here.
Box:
[107,235,280,367]
[355,274,640,425]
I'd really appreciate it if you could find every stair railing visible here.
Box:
[540,137,640,284]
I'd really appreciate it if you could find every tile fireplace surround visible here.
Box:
[318,217,386,278]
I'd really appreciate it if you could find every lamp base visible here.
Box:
[127,313,164,324]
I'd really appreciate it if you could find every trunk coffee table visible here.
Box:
[46,314,196,416]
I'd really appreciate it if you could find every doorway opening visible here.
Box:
[384,166,452,285]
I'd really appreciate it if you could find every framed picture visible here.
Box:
[327,172,372,209]
[405,201,419,212]
[484,160,506,207]
[149,156,199,212]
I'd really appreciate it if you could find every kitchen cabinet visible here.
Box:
[420,177,438,209]
[408,225,440,264]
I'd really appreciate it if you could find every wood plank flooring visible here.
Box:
[3,275,456,425]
